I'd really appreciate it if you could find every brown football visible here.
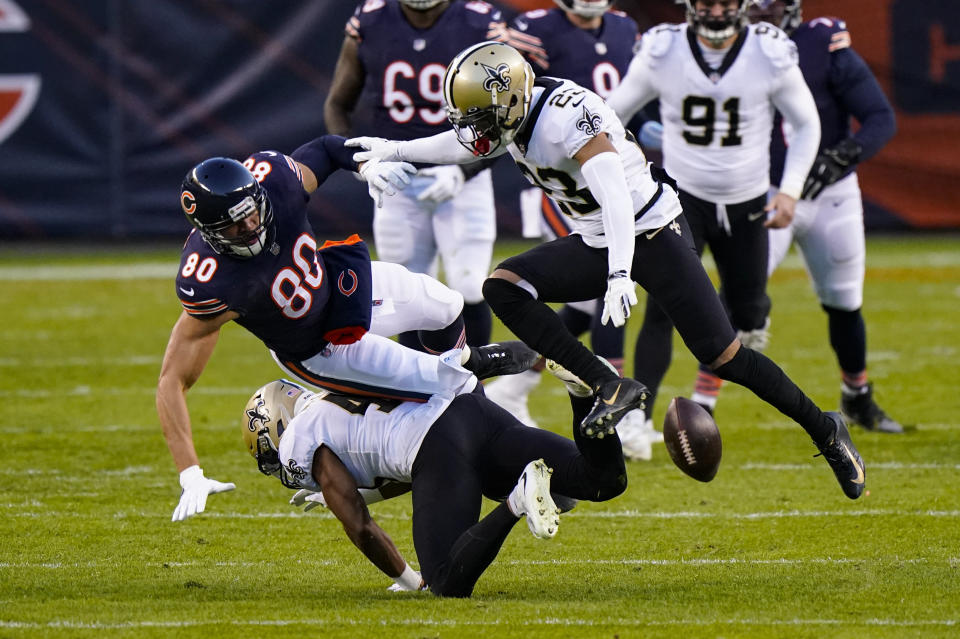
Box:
[663,397,722,482]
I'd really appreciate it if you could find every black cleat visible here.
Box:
[551,493,578,514]
[815,412,866,500]
[580,378,648,438]
[841,383,903,434]
[465,341,538,381]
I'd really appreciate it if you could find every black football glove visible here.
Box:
[801,138,863,200]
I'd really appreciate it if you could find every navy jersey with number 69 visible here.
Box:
[346,0,505,141]
[176,152,337,362]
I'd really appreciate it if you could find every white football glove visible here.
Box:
[416,165,465,204]
[601,270,638,328]
[639,121,664,151]
[171,465,235,522]
[346,136,402,164]
[359,159,416,208]
[290,488,327,512]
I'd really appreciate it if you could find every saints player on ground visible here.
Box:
[240,365,627,597]
[607,0,821,424]
[349,41,866,500]
[324,0,508,349]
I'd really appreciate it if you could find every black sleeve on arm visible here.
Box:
[291,135,358,186]
[460,156,501,181]
[830,47,897,162]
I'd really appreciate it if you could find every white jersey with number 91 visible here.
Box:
[611,22,802,204]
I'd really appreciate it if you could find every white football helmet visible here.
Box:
[680,0,749,46]
[443,41,534,157]
[554,0,613,18]
[241,379,309,481]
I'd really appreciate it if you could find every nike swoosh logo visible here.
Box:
[841,441,865,484]
[645,226,665,240]
[747,211,767,222]
[179,286,195,296]
[602,384,621,406]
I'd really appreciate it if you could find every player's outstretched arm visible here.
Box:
[157,310,237,521]
[347,130,491,166]
[315,446,423,590]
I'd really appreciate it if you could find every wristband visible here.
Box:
[395,564,421,591]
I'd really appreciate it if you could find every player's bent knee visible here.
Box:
[417,273,464,327]
[818,290,862,312]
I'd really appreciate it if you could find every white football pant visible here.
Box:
[374,169,496,304]
[768,173,865,311]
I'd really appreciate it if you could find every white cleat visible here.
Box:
[617,409,653,461]
[643,418,664,445]
[511,459,560,539]
[485,370,540,428]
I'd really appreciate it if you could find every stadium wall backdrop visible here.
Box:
[0,0,956,241]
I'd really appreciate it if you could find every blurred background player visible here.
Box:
[710,0,900,432]
[483,0,661,461]
[607,0,820,427]
[324,0,508,349]
[241,364,627,597]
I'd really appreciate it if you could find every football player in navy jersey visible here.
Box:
[484,0,660,458]
[350,41,868,501]
[158,135,536,522]
[731,0,902,433]
[323,0,508,350]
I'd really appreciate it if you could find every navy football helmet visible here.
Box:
[180,158,274,258]
[680,0,749,46]
[554,0,613,18]
[746,0,802,33]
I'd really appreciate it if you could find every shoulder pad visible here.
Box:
[464,1,496,15]
[753,23,798,70]
[359,0,386,16]
[800,17,852,52]
[638,23,682,60]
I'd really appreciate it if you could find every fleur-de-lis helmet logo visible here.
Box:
[246,395,269,432]
[480,62,511,93]
[576,105,603,136]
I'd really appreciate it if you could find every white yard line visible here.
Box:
[0,617,956,629]
[0,263,176,281]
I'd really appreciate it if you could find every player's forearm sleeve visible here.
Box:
[292,135,357,181]
[773,67,821,199]
[581,151,635,274]
[397,130,490,165]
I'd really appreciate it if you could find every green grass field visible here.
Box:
[1,236,958,638]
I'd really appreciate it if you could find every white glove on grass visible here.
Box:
[172,465,235,522]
